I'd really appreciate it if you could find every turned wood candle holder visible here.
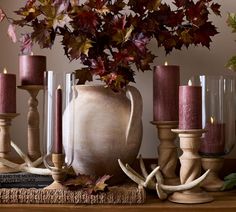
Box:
[200,157,224,191]
[169,129,213,204]
[0,113,19,173]
[18,85,44,160]
[151,121,179,185]
[44,153,67,190]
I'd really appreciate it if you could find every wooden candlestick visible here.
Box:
[44,153,67,190]
[201,157,224,191]
[151,121,179,185]
[169,129,213,204]
[0,113,19,173]
[18,85,44,160]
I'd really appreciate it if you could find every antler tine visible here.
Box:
[144,166,160,188]
[125,163,146,181]
[118,159,144,186]
[11,141,33,167]
[139,154,148,178]
[30,157,43,167]
[0,157,51,175]
[151,164,164,184]
[156,183,168,200]
[160,170,210,192]
[22,166,51,175]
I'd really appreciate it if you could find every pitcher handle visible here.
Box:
[125,85,143,143]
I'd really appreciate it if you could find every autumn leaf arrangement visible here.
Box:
[0,0,221,91]
[226,13,236,71]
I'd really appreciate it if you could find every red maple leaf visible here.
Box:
[112,15,127,30]
[174,0,189,8]
[193,22,218,48]
[90,57,106,75]
[210,3,221,16]
[114,49,134,66]
[74,10,99,32]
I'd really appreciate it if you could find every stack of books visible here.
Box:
[0,172,53,188]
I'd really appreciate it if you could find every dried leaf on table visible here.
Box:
[63,174,111,194]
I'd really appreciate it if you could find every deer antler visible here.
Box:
[0,141,51,175]
[118,155,209,200]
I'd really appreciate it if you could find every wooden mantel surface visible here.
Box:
[0,158,236,211]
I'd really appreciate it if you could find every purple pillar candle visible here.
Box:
[0,69,16,113]
[200,118,225,155]
[153,64,180,121]
[179,82,202,129]
[19,55,46,85]
[54,85,63,154]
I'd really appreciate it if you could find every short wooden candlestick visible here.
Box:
[18,85,44,160]
[200,157,224,191]
[169,129,213,204]
[0,113,19,173]
[44,153,67,190]
[151,121,179,185]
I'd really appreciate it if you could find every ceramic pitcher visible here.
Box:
[68,85,143,183]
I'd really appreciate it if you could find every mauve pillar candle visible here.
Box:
[0,69,16,113]
[179,83,202,129]
[153,64,180,121]
[19,55,46,85]
[54,86,63,154]
[200,119,225,155]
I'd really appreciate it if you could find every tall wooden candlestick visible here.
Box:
[151,121,179,185]
[169,82,213,203]
[169,129,213,204]
[153,62,180,185]
[0,113,19,173]
[18,85,44,160]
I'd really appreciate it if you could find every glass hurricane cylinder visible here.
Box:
[191,75,236,191]
[43,71,75,175]
[192,75,236,156]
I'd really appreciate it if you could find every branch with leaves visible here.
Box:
[0,0,221,91]
[226,13,236,71]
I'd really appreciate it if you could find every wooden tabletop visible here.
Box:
[0,190,235,212]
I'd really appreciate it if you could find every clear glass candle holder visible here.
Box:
[191,75,236,157]
[43,70,75,173]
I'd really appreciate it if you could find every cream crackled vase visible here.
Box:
[65,85,143,183]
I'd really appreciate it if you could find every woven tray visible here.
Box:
[0,183,146,204]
